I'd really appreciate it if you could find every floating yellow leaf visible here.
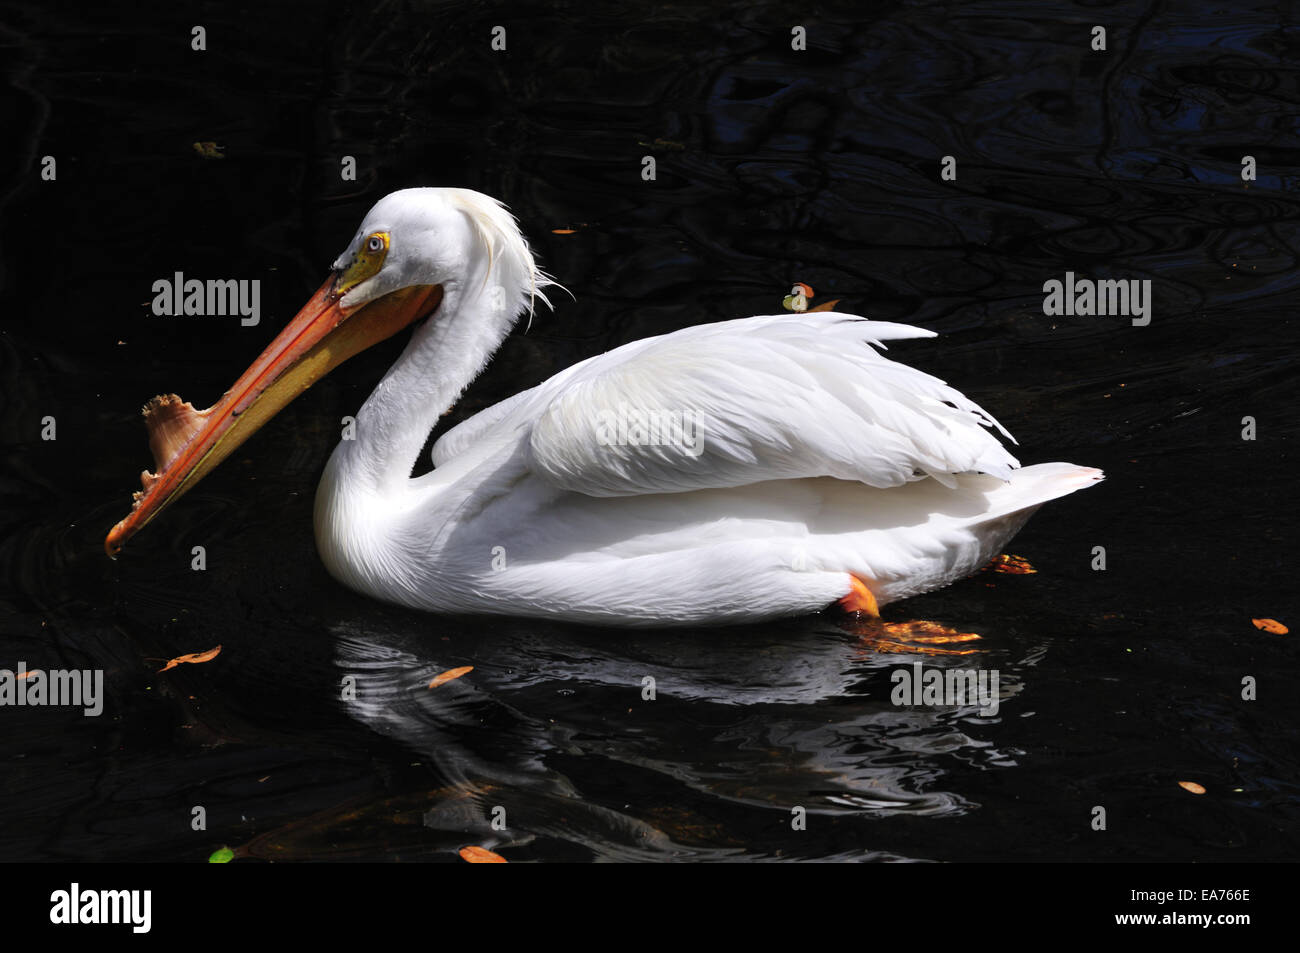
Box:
[459,845,506,863]
[985,553,1037,574]
[1178,781,1206,795]
[157,644,222,673]
[428,665,474,689]
[192,141,224,159]
[1252,618,1288,634]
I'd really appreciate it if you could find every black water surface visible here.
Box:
[0,0,1297,861]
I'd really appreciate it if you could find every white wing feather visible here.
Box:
[507,314,1019,497]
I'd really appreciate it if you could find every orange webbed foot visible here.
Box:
[837,574,880,617]
[836,576,982,654]
[849,618,983,656]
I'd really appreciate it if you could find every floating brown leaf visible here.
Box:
[636,138,685,151]
[805,298,842,313]
[551,228,576,235]
[459,845,506,863]
[428,665,474,689]
[1178,781,1206,795]
[1251,618,1288,634]
[157,644,222,673]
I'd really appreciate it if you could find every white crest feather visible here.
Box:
[442,188,564,329]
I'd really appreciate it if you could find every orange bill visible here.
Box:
[105,276,443,556]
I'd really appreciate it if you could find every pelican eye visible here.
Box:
[337,231,390,295]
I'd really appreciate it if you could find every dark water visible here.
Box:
[1,1,1297,861]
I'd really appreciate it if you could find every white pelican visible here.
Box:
[106,188,1102,626]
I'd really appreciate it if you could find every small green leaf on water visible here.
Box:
[209,847,234,863]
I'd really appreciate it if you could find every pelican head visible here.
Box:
[105,188,550,556]
[334,188,550,317]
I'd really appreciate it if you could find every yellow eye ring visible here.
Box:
[338,231,390,294]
